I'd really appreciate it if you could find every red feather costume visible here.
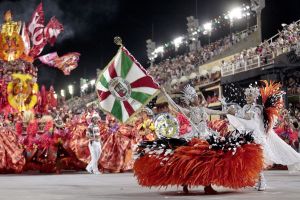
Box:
[134,130,263,189]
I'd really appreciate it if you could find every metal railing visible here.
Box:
[221,52,275,76]
[221,19,300,77]
[163,26,259,92]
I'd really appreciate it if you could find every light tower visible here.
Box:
[186,16,200,51]
[146,39,156,63]
[68,85,74,99]
[251,0,265,42]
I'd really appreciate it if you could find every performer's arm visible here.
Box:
[160,88,189,115]
[204,107,228,115]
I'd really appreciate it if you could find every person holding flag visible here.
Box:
[96,38,263,194]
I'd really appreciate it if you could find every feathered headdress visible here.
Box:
[244,85,260,99]
[260,80,285,132]
[182,84,197,104]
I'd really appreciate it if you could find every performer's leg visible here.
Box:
[204,184,217,194]
[256,172,266,191]
[92,142,101,174]
[182,185,189,194]
[86,142,93,173]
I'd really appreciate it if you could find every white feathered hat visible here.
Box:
[244,85,260,99]
[182,84,197,104]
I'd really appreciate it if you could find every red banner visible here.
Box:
[28,3,47,58]
[44,17,64,46]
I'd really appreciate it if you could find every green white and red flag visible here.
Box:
[96,46,160,123]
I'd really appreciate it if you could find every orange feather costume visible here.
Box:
[134,135,263,189]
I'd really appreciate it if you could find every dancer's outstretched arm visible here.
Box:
[160,88,189,115]
[204,107,228,116]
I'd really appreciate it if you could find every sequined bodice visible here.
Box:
[188,107,209,138]
[189,107,208,125]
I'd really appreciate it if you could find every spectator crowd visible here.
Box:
[148,26,258,90]
[221,21,300,75]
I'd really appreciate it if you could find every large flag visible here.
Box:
[38,52,80,75]
[44,16,64,46]
[96,47,160,123]
[28,3,47,58]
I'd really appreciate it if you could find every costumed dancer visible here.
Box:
[86,112,102,174]
[0,114,25,173]
[164,85,228,139]
[100,114,137,173]
[226,81,300,191]
[134,85,264,194]
[137,107,156,141]
[274,109,299,151]
[35,115,56,172]
[68,109,93,170]
[16,111,38,163]
[53,114,76,172]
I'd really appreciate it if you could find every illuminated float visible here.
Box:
[0,3,81,173]
[0,5,79,114]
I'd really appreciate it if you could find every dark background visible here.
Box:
[0,0,299,96]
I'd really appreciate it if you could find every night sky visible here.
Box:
[0,0,299,96]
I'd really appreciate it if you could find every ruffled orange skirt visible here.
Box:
[134,138,263,189]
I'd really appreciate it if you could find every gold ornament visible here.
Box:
[0,10,24,61]
[7,73,38,111]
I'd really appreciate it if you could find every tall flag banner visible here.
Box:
[38,52,58,66]
[38,52,80,75]
[96,46,160,123]
[44,16,64,46]
[27,3,47,58]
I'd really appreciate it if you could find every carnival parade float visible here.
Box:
[0,3,81,173]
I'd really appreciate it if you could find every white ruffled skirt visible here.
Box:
[227,114,300,172]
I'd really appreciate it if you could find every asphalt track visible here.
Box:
[0,170,299,200]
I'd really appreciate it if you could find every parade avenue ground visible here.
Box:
[0,170,299,200]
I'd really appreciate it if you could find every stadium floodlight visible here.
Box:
[90,79,96,86]
[173,36,184,48]
[68,85,74,96]
[203,22,212,44]
[146,39,156,61]
[228,7,243,21]
[203,22,212,32]
[186,16,199,38]
[60,89,65,97]
[81,83,88,92]
[154,46,164,54]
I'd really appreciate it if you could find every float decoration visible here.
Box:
[7,73,38,111]
[0,4,79,113]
